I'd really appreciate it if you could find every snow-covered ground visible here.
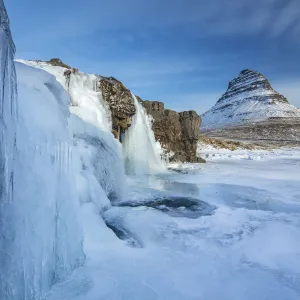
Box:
[198,140,300,161]
[46,149,300,300]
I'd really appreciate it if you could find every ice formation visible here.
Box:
[0,1,18,297]
[11,62,85,300]
[18,60,166,176]
[0,9,86,296]
[0,2,125,298]
[122,94,166,175]
[17,59,112,133]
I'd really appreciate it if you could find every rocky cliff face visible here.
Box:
[99,76,136,138]
[202,69,300,130]
[141,100,204,162]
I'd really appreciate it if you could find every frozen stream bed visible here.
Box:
[47,149,300,300]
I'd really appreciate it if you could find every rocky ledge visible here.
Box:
[141,100,205,163]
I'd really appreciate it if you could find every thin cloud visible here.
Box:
[10,0,300,42]
[273,80,300,108]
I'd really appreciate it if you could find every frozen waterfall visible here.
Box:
[2,5,79,296]
[0,1,18,297]
[0,1,125,298]
[17,59,113,133]
[122,94,166,175]
[17,61,167,176]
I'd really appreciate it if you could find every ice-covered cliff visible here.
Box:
[17,59,169,172]
[202,69,300,130]
[16,59,204,164]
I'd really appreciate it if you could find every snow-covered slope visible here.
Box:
[202,69,300,130]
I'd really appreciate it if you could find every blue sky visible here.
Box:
[6,0,300,113]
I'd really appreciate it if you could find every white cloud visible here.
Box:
[269,0,300,37]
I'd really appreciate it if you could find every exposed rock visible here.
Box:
[47,58,71,69]
[99,76,136,138]
[141,100,205,162]
[202,69,300,130]
[63,69,72,77]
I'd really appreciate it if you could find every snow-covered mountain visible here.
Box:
[202,69,300,130]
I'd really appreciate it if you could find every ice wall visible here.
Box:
[1,4,92,296]
[0,0,18,298]
[69,114,126,205]
[18,60,126,203]
[122,95,166,175]
[8,61,127,299]
[12,63,86,299]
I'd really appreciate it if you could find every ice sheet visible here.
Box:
[47,150,300,300]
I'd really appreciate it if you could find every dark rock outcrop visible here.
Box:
[99,76,136,138]
[48,58,71,69]
[141,100,204,162]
